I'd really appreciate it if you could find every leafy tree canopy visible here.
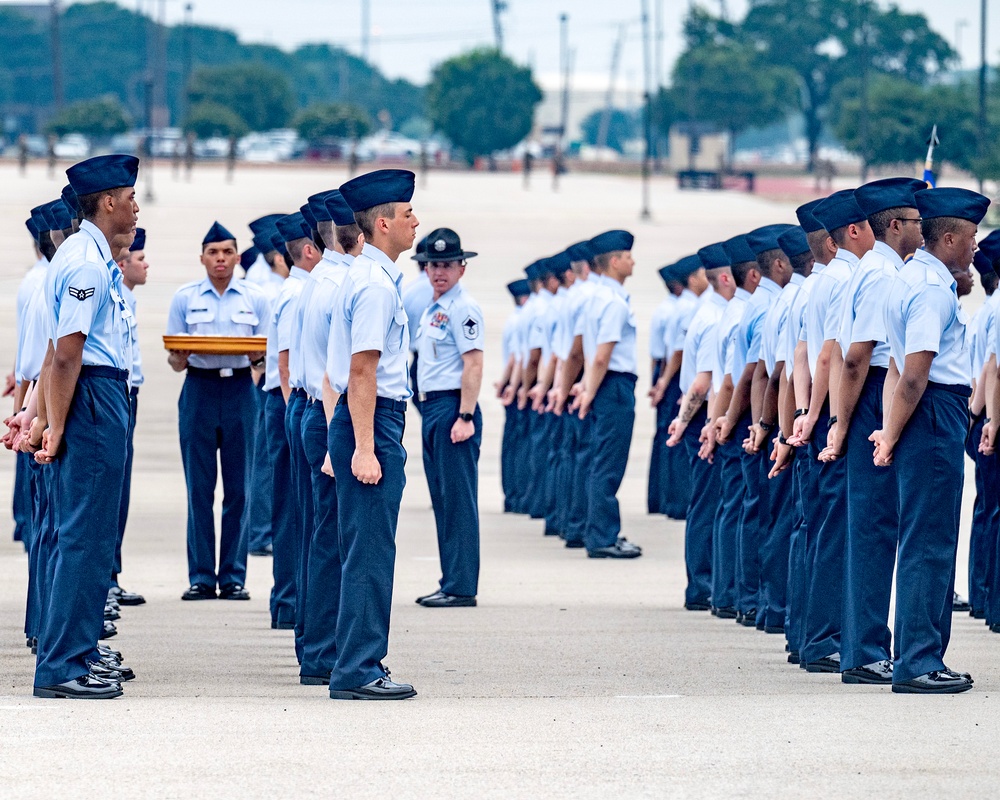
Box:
[183,101,249,139]
[293,102,373,143]
[580,108,639,153]
[46,95,130,138]
[187,63,294,132]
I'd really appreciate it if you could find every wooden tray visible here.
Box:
[163,335,267,355]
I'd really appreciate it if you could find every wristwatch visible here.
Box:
[459,412,474,423]
[251,357,266,368]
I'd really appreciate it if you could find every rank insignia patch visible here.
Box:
[68,287,95,301]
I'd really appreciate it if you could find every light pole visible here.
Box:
[640,0,652,220]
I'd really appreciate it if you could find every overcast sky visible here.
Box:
[13,0,999,88]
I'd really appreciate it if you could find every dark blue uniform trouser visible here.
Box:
[34,368,129,688]
[647,363,666,515]
[299,399,340,679]
[178,370,252,589]
[659,373,690,518]
[735,412,761,615]
[759,441,793,630]
[246,379,274,552]
[544,413,568,535]
[801,411,847,665]
[527,410,550,519]
[13,449,31,547]
[584,372,636,552]
[711,435,744,611]
[842,368,899,670]
[266,388,296,628]
[507,406,530,513]
[966,415,998,616]
[422,394,481,597]
[24,458,48,639]
[681,405,716,605]
[501,401,518,512]
[785,453,810,653]
[112,386,138,582]
[564,411,591,546]
[286,389,312,662]
[892,384,968,684]
[328,399,406,692]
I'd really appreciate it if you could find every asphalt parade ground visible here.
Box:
[0,163,996,798]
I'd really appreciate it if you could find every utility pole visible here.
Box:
[640,0,652,220]
[979,0,988,193]
[361,0,371,62]
[596,25,625,152]
[859,0,870,183]
[491,0,506,51]
[50,0,64,110]
[182,3,194,122]
[554,12,569,191]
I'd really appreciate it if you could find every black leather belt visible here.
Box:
[130,386,140,397]
[337,394,407,414]
[417,389,461,402]
[927,381,973,399]
[80,365,129,382]
[187,366,252,380]
[291,387,307,399]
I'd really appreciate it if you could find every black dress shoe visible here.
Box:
[109,586,146,606]
[787,651,801,665]
[764,625,785,635]
[98,645,122,660]
[100,621,117,639]
[952,593,972,613]
[892,670,973,694]
[684,600,711,611]
[420,593,476,608]
[34,674,123,700]
[804,654,841,673]
[714,606,738,619]
[738,609,757,627]
[104,605,120,621]
[415,589,444,604]
[587,538,642,559]
[842,660,892,685]
[182,583,217,601]
[272,619,295,630]
[564,539,585,549]
[249,544,273,557]
[93,657,135,681]
[300,672,331,686]
[330,676,416,700]
[219,583,250,600]
[972,608,986,619]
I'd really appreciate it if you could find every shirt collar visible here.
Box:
[789,273,806,287]
[873,240,905,270]
[912,248,958,291]
[758,276,781,296]
[79,219,114,267]
[734,287,751,302]
[198,275,243,298]
[834,247,861,268]
[361,242,402,286]
[708,288,729,308]
[289,265,309,280]
[680,288,697,301]
[433,282,464,310]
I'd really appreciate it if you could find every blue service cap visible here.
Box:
[270,230,290,261]
[66,154,139,196]
[854,177,926,217]
[973,249,995,277]
[524,259,545,281]
[276,212,311,243]
[533,256,558,279]
[915,187,990,224]
[672,254,704,280]
[507,278,531,298]
[978,230,1000,266]
[203,221,237,246]
[812,189,867,233]
[795,199,826,233]
[252,228,276,254]
[129,227,146,252]
[44,199,73,231]
[746,224,796,256]
[566,240,593,263]
[60,184,79,216]
[722,234,756,265]
[339,168,415,212]
[248,214,285,236]
[657,265,676,284]
[299,202,318,233]
[240,246,260,271]
[25,217,39,242]
[696,243,730,270]
[777,226,810,259]
[588,229,634,257]
[324,190,356,227]
[549,250,573,276]
[30,203,54,233]
[307,191,336,224]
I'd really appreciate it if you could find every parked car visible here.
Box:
[53,134,90,159]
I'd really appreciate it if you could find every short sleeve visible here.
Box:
[695,323,717,374]
[165,289,188,335]
[276,289,299,351]
[455,300,485,354]
[55,262,105,340]
[904,286,949,356]
[850,272,890,345]
[595,298,628,346]
[349,281,395,355]
[824,280,848,341]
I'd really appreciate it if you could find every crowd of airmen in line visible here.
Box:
[497,177,998,694]
[7,154,998,700]
[6,156,490,701]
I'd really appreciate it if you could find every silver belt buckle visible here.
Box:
[418,392,427,402]
[220,368,234,378]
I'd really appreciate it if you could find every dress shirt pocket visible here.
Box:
[231,308,260,329]
[184,308,215,330]
[386,306,408,354]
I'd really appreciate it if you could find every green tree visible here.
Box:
[425,48,542,161]
[580,108,638,153]
[292,102,372,143]
[46,95,130,138]
[183,101,249,139]
[187,63,294,131]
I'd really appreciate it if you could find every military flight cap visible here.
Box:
[30,204,54,233]
[973,250,995,276]
[276,212,312,243]
[549,250,573,276]
[978,230,1000,267]
[812,189,867,233]
[252,228,277,254]
[25,217,39,242]
[914,187,990,224]
[45,199,73,231]
[747,224,796,256]
[324,190,356,227]
[411,234,429,262]
[339,168,415,212]
[203,221,237,246]
[415,227,478,262]
[299,202,318,233]
[270,230,290,260]
[795,199,826,233]
[671,254,704,280]
[240,246,260,270]
[67,154,139,196]
[853,177,926,217]
[307,191,336,224]
[588,229,634,256]
[722,234,756,265]
[657,264,675,284]
[524,259,547,281]
[248,214,285,235]
[60,184,79,217]
[777,226,811,259]
[129,227,146,252]
[533,256,558,279]
[566,240,593,263]
[696,242,730,269]
[507,278,531,298]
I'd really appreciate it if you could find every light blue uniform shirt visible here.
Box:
[733,276,780,377]
[789,264,823,378]
[402,271,433,353]
[528,288,556,361]
[679,287,727,393]
[715,287,750,391]
[16,281,49,383]
[570,276,599,340]
[501,306,522,366]
[803,253,853,377]
[416,283,485,392]
[46,220,132,371]
[549,286,572,361]
[17,257,47,334]
[665,288,698,358]
[263,266,309,391]
[300,251,352,399]
[122,285,143,386]
[327,242,411,400]
[649,294,677,363]
[166,274,269,371]
[586,277,637,375]
[977,291,1000,366]
[838,240,901,369]
[885,249,970,386]
[518,292,539,364]
[763,273,805,374]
